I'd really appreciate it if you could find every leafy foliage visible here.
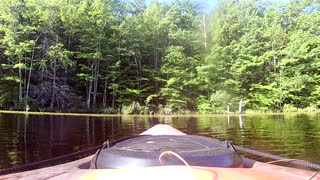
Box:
[0,0,319,113]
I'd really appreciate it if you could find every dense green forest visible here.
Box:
[0,0,319,113]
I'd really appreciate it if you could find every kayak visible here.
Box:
[1,124,319,180]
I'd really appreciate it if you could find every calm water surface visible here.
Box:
[0,113,320,169]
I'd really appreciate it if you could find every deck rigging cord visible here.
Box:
[233,144,320,170]
[249,159,320,180]
[94,140,109,169]
[159,151,190,167]
[309,170,320,180]
[158,151,219,180]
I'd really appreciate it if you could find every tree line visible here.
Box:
[0,0,319,113]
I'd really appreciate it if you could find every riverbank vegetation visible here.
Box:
[0,0,319,114]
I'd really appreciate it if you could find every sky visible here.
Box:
[145,0,219,10]
[206,0,219,10]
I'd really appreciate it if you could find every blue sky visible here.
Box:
[206,0,219,10]
[145,0,219,10]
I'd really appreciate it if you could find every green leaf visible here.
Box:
[13,63,27,69]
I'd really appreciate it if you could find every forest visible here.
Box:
[0,0,319,113]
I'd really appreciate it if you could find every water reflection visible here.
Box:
[0,113,320,169]
[239,116,244,129]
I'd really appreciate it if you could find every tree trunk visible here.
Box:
[86,63,95,109]
[134,55,140,86]
[238,99,243,113]
[87,80,92,109]
[23,52,27,98]
[137,54,142,103]
[273,55,277,73]
[93,59,100,109]
[154,50,159,104]
[50,59,57,110]
[112,86,116,108]
[18,64,23,104]
[202,13,208,50]
[26,36,39,104]
[102,77,108,108]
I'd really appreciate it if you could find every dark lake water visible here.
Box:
[0,112,320,169]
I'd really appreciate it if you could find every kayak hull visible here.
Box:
[1,124,319,180]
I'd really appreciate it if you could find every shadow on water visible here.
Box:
[0,113,320,169]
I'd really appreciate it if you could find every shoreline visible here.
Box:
[0,110,318,118]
